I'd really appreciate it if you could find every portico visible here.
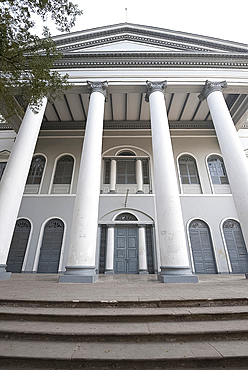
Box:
[1,23,248,281]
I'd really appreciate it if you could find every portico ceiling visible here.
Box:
[41,89,248,130]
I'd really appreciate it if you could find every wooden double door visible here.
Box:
[114,226,138,274]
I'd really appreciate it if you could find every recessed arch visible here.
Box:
[206,153,230,194]
[188,219,217,274]
[25,154,47,194]
[222,219,248,274]
[50,153,75,194]
[177,153,202,194]
[6,218,31,273]
[37,218,65,273]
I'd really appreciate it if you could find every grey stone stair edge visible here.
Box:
[1,310,248,323]
[0,297,248,308]
[1,330,248,342]
[1,340,248,369]
[1,357,248,370]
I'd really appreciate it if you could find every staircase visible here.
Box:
[0,297,248,369]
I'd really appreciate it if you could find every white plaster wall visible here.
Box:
[2,128,241,274]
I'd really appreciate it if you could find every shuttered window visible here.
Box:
[189,220,217,274]
[104,159,110,184]
[37,219,64,273]
[117,160,136,184]
[207,156,229,185]
[53,155,74,184]
[0,162,6,181]
[223,220,248,274]
[179,155,199,185]
[142,159,149,184]
[6,219,31,273]
[26,155,46,185]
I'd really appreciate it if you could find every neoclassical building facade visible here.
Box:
[1,23,248,283]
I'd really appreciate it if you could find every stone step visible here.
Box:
[0,296,248,308]
[0,339,248,369]
[1,319,248,342]
[1,305,248,322]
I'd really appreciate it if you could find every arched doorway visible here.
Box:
[223,219,248,274]
[6,219,31,273]
[114,213,138,274]
[37,218,64,273]
[189,219,217,274]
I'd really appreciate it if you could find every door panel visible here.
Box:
[37,219,64,273]
[223,220,248,273]
[6,219,31,273]
[115,226,138,274]
[189,220,217,274]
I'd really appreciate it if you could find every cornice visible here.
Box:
[41,120,214,131]
[54,55,248,69]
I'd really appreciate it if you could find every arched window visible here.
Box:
[25,155,46,193]
[117,150,136,156]
[178,155,201,193]
[223,219,248,274]
[115,213,138,221]
[0,150,10,181]
[189,219,217,274]
[0,162,6,181]
[207,155,230,194]
[37,218,64,273]
[51,155,74,194]
[6,219,31,273]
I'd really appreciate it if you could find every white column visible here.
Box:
[105,225,115,274]
[109,159,116,193]
[146,81,198,283]
[136,159,144,193]
[0,98,47,280]
[59,81,107,283]
[138,225,148,274]
[199,80,248,253]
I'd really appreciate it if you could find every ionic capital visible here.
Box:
[145,80,167,102]
[198,80,227,101]
[87,81,108,101]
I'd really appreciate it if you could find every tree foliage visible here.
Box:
[0,0,82,122]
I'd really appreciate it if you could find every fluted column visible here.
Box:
[199,80,248,257]
[146,81,198,283]
[136,159,144,193]
[109,159,116,193]
[138,225,148,274]
[105,225,115,274]
[59,81,108,283]
[0,98,47,280]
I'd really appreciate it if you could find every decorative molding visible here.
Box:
[145,80,167,102]
[87,81,108,100]
[54,56,248,70]
[54,25,248,54]
[40,121,214,131]
[198,80,227,101]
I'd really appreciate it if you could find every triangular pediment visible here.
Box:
[53,23,248,55]
[68,40,181,53]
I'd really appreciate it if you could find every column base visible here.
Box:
[108,190,116,194]
[105,269,114,275]
[0,265,11,281]
[139,269,149,274]
[158,266,198,284]
[59,266,98,283]
[136,190,144,194]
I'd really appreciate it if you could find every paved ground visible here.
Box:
[0,273,248,302]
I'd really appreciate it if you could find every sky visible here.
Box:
[37,0,248,46]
